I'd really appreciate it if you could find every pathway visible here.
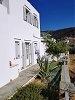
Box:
[0,64,39,100]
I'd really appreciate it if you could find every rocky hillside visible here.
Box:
[41,27,75,39]
[41,27,75,53]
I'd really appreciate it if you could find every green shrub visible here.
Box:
[9,83,48,100]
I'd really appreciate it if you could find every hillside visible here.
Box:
[41,27,75,39]
[41,27,75,53]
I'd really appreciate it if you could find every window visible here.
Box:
[35,18,38,28]
[27,11,31,23]
[34,43,38,54]
[0,0,2,4]
[23,6,39,28]
[23,6,26,21]
[15,41,20,59]
[33,16,38,28]
[23,6,31,23]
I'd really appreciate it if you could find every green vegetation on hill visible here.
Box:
[41,27,75,54]
[41,27,75,39]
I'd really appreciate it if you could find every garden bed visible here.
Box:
[8,77,60,100]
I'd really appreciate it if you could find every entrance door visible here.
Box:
[29,44,32,64]
[22,42,26,68]
[22,42,32,68]
[26,43,29,66]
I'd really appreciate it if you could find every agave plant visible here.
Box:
[37,58,48,83]
[38,58,62,85]
[37,57,62,100]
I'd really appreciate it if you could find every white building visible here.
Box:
[0,0,41,88]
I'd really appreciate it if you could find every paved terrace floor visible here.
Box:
[0,64,39,100]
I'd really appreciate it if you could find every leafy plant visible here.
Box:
[44,38,69,59]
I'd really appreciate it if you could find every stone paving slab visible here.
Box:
[0,64,39,100]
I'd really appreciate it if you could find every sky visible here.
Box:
[28,0,75,31]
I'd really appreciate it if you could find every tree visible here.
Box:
[45,38,69,59]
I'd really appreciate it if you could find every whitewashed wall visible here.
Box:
[40,38,46,57]
[0,0,40,87]
[0,5,10,87]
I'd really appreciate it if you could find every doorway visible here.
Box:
[22,42,32,68]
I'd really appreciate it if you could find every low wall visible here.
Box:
[59,58,70,100]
